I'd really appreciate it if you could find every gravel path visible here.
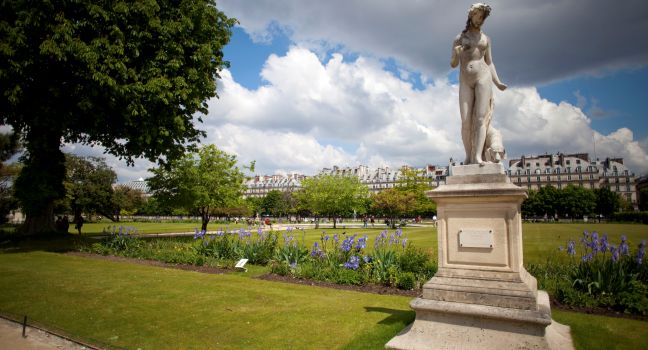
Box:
[0,318,92,350]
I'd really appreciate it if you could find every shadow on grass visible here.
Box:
[0,233,92,254]
[341,307,415,349]
[364,306,413,325]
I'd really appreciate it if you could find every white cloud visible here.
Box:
[202,46,648,177]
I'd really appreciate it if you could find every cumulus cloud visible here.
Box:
[219,0,648,86]
[201,46,648,177]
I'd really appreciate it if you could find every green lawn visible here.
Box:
[0,252,412,350]
[1,223,647,349]
[0,251,646,349]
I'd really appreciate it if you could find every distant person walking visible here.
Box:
[74,216,84,235]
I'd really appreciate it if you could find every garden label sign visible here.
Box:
[235,259,248,272]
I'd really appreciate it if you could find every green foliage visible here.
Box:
[98,226,141,253]
[529,231,648,315]
[296,175,368,228]
[0,132,20,224]
[522,184,599,220]
[397,272,416,290]
[148,145,246,231]
[594,186,622,217]
[60,154,117,221]
[274,230,309,266]
[371,188,417,228]
[193,229,279,265]
[0,0,236,234]
[261,190,289,217]
[609,211,648,224]
[112,185,146,218]
[639,187,648,211]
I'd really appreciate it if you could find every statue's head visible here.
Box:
[467,3,491,29]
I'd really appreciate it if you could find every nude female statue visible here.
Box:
[451,3,507,165]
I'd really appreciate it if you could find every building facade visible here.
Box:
[508,153,637,205]
[243,164,450,197]
[243,173,306,198]
[116,178,152,197]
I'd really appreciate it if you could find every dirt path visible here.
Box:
[0,318,91,350]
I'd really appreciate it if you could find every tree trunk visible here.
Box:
[20,201,56,235]
[333,216,337,229]
[201,209,210,231]
[15,126,66,236]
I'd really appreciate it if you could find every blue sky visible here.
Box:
[225,24,648,141]
[63,1,648,182]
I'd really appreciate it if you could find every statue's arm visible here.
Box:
[450,36,462,68]
[486,37,507,91]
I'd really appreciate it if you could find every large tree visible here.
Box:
[394,167,436,217]
[371,188,417,229]
[594,186,621,217]
[0,1,236,234]
[112,185,145,221]
[147,145,246,231]
[296,175,368,229]
[560,184,596,220]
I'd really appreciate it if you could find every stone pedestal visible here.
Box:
[386,164,574,350]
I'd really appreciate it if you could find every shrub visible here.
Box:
[609,211,648,224]
[397,272,416,290]
[100,226,141,254]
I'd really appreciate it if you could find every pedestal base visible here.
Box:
[385,291,573,350]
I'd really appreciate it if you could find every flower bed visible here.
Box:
[527,230,648,315]
[87,226,437,290]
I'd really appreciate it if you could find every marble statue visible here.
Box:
[451,3,507,165]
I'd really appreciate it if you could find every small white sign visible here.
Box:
[235,258,249,272]
[459,229,493,249]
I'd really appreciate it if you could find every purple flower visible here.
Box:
[566,240,576,256]
[363,256,371,263]
[355,235,368,250]
[636,240,646,265]
[590,232,599,254]
[193,228,206,239]
[402,238,408,248]
[581,253,593,262]
[342,235,356,252]
[610,245,619,262]
[343,256,360,270]
[619,241,630,256]
[310,242,324,258]
[600,234,609,253]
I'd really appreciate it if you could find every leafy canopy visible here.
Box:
[0,0,236,233]
[0,0,237,163]
[61,154,117,220]
[147,145,245,230]
[297,174,368,228]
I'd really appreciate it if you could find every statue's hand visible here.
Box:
[454,45,463,55]
[495,82,507,91]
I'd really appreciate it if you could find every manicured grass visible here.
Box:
[0,252,412,349]
[0,251,646,349]
[553,309,648,350]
